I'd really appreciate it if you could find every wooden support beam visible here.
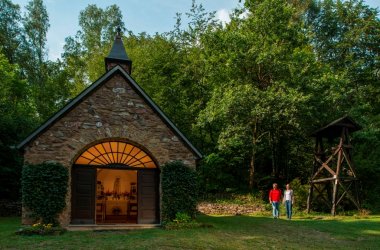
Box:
[312,162,336,179]
[336,182,352,207]
[311,177,336,183]
[342,149,357,178]
[338,182,361,210]
[307,183,313,213]
[331,178,339,216]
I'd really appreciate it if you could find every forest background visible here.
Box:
[0,0,379,212]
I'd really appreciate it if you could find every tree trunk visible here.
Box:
[249,118,258,190]
[249,148,256,190]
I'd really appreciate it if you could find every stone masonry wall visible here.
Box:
[22,72,197,226]
[197,202,265,215]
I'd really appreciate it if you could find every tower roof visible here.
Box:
[311,115,361,138]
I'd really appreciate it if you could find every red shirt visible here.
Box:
[269,189,282,202]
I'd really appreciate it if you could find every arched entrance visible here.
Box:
[71,140,159,225]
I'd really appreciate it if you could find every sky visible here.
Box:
[12,0,380,61]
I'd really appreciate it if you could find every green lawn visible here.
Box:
[0,215,379,249]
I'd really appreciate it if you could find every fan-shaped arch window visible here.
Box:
[75,141,157,168]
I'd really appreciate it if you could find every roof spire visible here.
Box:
[116,26,121,37]
[104,26,132,74]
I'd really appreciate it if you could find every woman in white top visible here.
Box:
[283,184,294,220]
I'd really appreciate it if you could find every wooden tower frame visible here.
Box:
[307,116,361,215]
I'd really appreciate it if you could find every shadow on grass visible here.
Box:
[196,214,380,240]
[1,216,379,249]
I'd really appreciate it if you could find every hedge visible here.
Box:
[22,162,68,225]
[161,161,199,222]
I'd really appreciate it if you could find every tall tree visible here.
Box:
[19,0,50,119]
[307,0,380,210]
[0,0,22,64]
[0,52,36,201]
[197,0,321,189]
[64,4,125,82]
[22,0,49,68]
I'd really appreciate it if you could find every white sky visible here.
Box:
[11,0,379,61]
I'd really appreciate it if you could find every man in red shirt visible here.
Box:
[269,183,282,219]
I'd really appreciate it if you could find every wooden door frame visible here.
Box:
[71,164,160,224]
[137,168,160,224]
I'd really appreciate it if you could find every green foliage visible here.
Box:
[161,161,199,222]
[173,212,192,223]
[289,178,309,211]
[0,52,37,201]
[15,222,66,236]
[353,130,380,212]
[0,0,378,212]
[0,52,37,144]
[63,4,125,83]
[0,0,21,63]
[21,162,68,225]
[163,212,203,230]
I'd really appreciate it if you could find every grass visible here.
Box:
[0,215,379,249]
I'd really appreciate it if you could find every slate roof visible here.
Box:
[105,34,131,62]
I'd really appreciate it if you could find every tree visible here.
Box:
[0,52,37,201]
[19,0,51,119]
[62,4,125,83]
[196,0,319,190]
[0,52,36,145]
[22,0,49,67]
[306,0,380,209]
[0,0,22,64]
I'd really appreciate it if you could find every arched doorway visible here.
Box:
[71,140,159,225]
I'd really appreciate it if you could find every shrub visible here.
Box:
[290,178,310,211]
[173,212,192,223]
[22,162,68,225]
[161,161,199,223]
[163,212,202,230]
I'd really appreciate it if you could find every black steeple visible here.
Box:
[105,27,132,74]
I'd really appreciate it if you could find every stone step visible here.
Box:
[67,224,161,231]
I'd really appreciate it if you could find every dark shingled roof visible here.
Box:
[311,115,361,138]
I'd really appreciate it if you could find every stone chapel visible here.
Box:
[18,29,202,226]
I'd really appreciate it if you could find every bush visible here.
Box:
[163,212,202,230]
[173,212,192,223]
[22,162,68,225]
[161,161,199,223]
[289,178,309,211]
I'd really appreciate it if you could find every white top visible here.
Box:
[285,190,293,201]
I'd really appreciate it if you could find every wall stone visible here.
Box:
[197,202,265,215]
[22,72,198,226]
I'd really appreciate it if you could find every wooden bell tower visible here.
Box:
[307,116,361,215]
